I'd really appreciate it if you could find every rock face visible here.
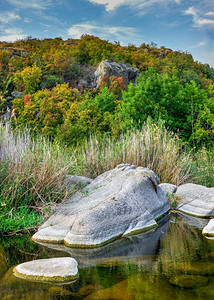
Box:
[176,183,214,217]
[13,257,78,283]
[94,60,140,87]
[202,219,214,237]
[32,164,170,248]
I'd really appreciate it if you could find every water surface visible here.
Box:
[0,213,213,300]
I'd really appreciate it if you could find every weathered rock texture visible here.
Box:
[32,164,170,248]
[202,219,214,237]
[94,60,140,87]
[176,183,214,217]
[13,257,78,283]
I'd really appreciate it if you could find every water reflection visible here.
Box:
[0,213,213,300]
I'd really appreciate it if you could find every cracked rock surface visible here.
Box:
[32,164,170,248]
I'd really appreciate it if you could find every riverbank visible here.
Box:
[0,121,213,234]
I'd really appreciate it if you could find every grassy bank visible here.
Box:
[0,121,213,233]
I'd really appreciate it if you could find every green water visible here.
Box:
[0,213,214,300]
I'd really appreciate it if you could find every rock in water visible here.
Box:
[13,257,78,283]
[176,183,214,217]
[94,60,140,87]
[32,164,170,248]
[202,219,214,237]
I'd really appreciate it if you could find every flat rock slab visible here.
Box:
[176,183,214,217]
[202,219,214,237]
[32,164,170,248]
[13,257,78,283]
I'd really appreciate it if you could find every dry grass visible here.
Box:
[0,123,75,213]
[75,120,192,185]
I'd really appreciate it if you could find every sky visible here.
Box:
[0,0,214,66]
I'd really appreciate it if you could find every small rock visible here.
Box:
[202,219,214,238]
[65,175,93,187]
[13,257,78,283]
[11,91,24,98]
[159,183,177,194]
[176,183,214,217]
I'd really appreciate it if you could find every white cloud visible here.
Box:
[6,0,53,10]
[0,27,26,42]
[184,6,214,27]
[0,11,21,24]
[205,12,214,17]
[67,23,141,44]
[88,0,180,11]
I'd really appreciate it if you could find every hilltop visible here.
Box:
[0,35,214,147]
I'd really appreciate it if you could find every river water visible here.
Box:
[0,213,213,299]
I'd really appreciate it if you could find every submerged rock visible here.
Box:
[13,257,78,283]
[202,219,214,238]
[169,275,208,288]
[32,164,170,248]
[176,183,214,217]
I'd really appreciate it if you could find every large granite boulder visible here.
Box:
[176,183,214,217]
[32,164,170,248]
[13,257,78,283]
[94,60,140,87]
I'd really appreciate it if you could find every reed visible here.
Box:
[75,119,192,185]
[0,123,75,212]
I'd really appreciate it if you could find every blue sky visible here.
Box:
[0,0,214,66]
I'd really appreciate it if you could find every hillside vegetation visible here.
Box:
[0,35,214,147]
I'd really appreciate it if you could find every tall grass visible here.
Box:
[0,123,75,220]
[190,148,214,187]
[1,120,213,233]
[74,120,192,185]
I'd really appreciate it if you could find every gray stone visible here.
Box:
[35,214,170,268]
[11,91,24,98]
[13,257,78,283]
[32,164,170,248]
[159,183,177,194]
[176,183,214,217]
[65,175,93,187]
[94,60,140,87]
[202,219,214,237]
